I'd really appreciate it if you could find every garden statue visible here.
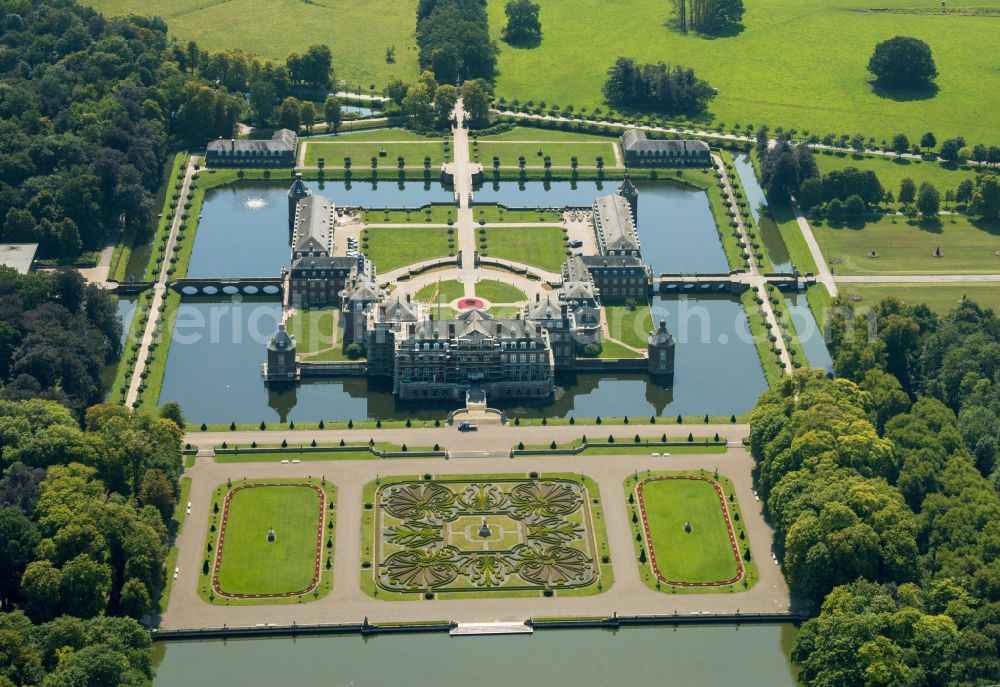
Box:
[267,527,276,542]
[684,521,692,533]
[478,518,492,538]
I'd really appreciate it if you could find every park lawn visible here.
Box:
[476,279,526,303]
[638,477,740,584]
[814,152,985,209]
[604,304,653,350]
[302,130,451,168]
[481,226,567,273]
[83,0,420,85]
[488,0,1000,145]
[473,128,619,167]
[598,338,642,359]
[365,204,456,225]
[415,280,465,303]
[362,227,452,271]
[473,205,562,223]
[741,290,784,388]
[814,215,1000,275]
[838,284,1000,316]
[215,484,323,595]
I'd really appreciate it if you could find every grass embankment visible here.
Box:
[363,204,562,225]
[362,226,453,271]
[187,414,747,433]
[518,437,726,455]
[197,478,336,606]
[302,129,450,168]
[838,284,1000,315]
[108,290,154,405]
[212,441,441,462]
[740,290,784,388]
[813,215,1000,276]
[765,285,809,372]
[720,150,774,273]
[487,0,1000,145]
[625,471,758,594]
[480,225,568,273]
[135,290,181,408]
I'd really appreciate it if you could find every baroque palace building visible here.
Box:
[264,177,675,399]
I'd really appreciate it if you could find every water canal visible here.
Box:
[784,294,833,373]
[157,296,767,424]
[153,625,799,687]
[733,155,792,273]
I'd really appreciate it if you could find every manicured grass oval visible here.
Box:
[216,485,322,596]
[639,478,739,584]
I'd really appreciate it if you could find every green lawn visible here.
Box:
[365,204,455,225]
[473,205,562,223]
[814,152,986,209]
[362,227,452,271]
[83,0,420,86]
[489,306,523,318]
[489,0,1000,145]
[637,477,740,584]
[214,484,323,595]
[814,215,1000,275]
[481,226,568,273]
[473,128,619,167]
[285,309,347,361]
[303,129,451,168]
[604,304,653,350]
[838,284,1000,315]
[760,200,819,276]
[415,280,465,303]
[475,279,527,303]
[598,338,643,359]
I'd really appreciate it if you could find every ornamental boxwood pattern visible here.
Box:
[374,478,600,594]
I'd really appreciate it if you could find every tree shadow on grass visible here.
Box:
[502,34,542,49]
[869,80,939,102]
[916,217,944,234]
[970,217,1000,237]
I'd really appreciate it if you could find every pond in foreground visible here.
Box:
[154,625,799,687]
[157,296,767,424]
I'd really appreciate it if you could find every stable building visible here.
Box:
[620,129,710,167]
[206,129,298,167]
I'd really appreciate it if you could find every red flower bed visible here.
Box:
[635,475,745,588]
[211,482,326,599]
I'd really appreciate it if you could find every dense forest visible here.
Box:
[416,0,497,84]
[0,0,241,261]
[750,298,1000,686]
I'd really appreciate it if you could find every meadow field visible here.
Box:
[83,0,420,85]
[85,0,1000,147]
[838,284,1000,315]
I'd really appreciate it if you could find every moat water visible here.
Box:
[785,294,833,373]
[152,625,799,687]
[157,296,767,424]
[733,155,792,273]
[187,179,726,278]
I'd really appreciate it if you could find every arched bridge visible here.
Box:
[171,277,283,297]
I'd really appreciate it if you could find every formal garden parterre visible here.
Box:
[362,474,613,599]
[625,471,758,594]
[198,477,337,605]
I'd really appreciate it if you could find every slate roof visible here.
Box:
[207,129,298,155]
[592,194,639,254]
[621,129,709,156]
[267,324,295,351]
[292,195,335,256]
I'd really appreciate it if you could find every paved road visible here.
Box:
[789,195,838,298]
[161,442,789,630]
[126,157,198,406]
[186,422,750,453]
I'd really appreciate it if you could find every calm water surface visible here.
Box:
[733,155,792,273]
[157,296,767,424]
[153,625,799,687]
[784,295,833,372]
